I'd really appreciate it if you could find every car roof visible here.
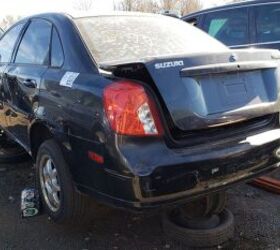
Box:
[182,0,280,19]
[12,11,172,30]
[11,11,168,31]
[22,11,165,22]
[67,11,163,19]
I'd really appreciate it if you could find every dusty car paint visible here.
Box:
[0,13,279,210]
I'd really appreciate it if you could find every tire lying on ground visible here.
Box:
[0,132,29,163]
[178,192,227,219]
[162,209,234,248]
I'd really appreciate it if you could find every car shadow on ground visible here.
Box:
[0,161,279,250]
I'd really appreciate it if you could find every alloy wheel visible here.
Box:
[39,155,61,212]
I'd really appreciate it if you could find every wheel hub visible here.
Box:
[39,156,61,212]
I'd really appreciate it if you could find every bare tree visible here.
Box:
[116,0,135,11]
[159,0,179,11]
[73,0,93,11]
[0,15,22,30]
[180,0,203,15]
[137,0,159,12]
[115,0,202,14]
[115,0,159,13]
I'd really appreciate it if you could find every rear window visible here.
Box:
[203,8,249,46]
[75,15,226,64]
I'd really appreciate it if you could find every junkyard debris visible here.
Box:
[21,188,40,218]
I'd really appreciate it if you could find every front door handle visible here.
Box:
[22,79,37,88]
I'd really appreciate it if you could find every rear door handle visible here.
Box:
[22,79,37,88]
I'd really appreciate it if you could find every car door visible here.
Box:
[0,22,26,131]
[201,7,251,49]
[3,18,52,146]
[252,3,280,50]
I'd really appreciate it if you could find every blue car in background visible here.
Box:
[183,0,280,50]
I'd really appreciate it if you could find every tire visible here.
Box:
[162,209,234,248]
[36,139,92,224]
[178,192,227,219]
[0,132,29,163]
[209,192,227,215]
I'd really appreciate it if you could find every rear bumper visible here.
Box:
[72,129,280,211]
[77,161,279,211]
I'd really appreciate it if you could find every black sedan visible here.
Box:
[0,12,279,224]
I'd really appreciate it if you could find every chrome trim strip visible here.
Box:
[230,40,280,48]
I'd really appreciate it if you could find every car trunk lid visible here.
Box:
[101,49,280,132]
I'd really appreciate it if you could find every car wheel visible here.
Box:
[0,131,29,163]
[36,139,92,224]
[162,209,234,248]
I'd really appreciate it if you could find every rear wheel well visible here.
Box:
[30,123,53,159]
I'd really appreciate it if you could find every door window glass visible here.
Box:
[15,19,52,65]
[203,8,249,46]
[51,28,64,67]
[255,4,280,43]
[0,23,24,63]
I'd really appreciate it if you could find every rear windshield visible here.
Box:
[75,15,227,64]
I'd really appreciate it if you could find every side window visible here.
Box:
[15,19,52,65]
[202,8,249,46]
[0,23,24,63]
[51,28,64,67]
[255,4,280,43]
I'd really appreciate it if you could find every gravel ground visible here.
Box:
[0,160,280,250]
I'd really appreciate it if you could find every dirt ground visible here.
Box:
[0,160,280,250]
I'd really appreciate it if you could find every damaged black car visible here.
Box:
[0,12,280,228]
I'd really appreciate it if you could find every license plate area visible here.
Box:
[199,71,269,115]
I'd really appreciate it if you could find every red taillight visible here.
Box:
[103,81,163,136]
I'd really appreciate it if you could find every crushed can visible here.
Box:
[21,188,40,218]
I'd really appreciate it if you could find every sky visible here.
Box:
[0,0,231,19]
